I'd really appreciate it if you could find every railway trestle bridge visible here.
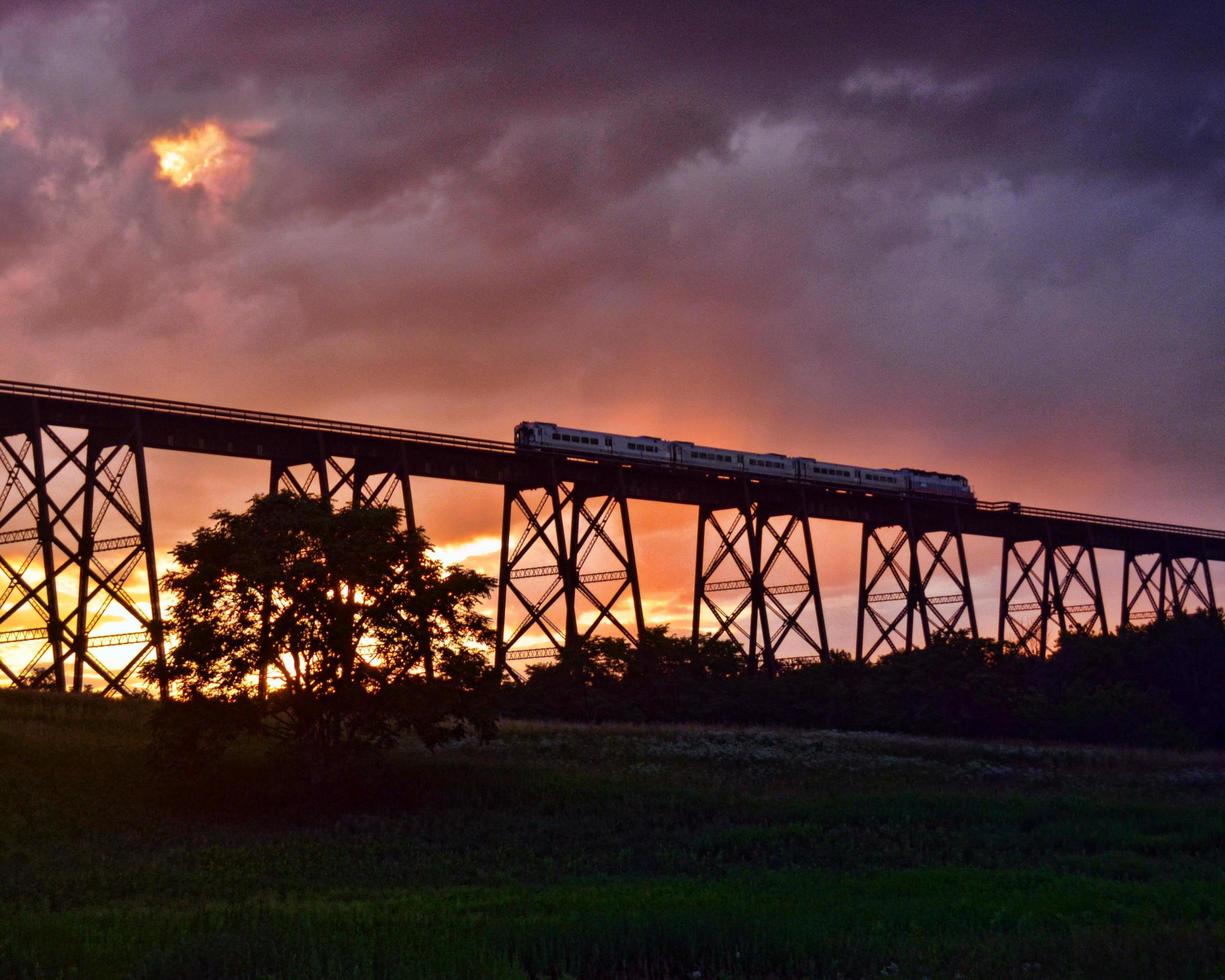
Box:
[1,380,1221,695]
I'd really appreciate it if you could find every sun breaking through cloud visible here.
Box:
[149,120,247,196]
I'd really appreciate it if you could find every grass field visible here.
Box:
[4,693,1225,977]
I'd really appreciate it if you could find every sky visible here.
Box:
[1,1,1223,664]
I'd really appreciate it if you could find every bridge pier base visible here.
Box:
[494,479,643,676]
[756,493,829,666]
[693,489,829,673]
[1122,550,1216,626]
[693,498,762,669]
[855,513,977,662]
[0,413,164,696]
[999,533,1107,655]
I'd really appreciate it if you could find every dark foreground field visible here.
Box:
[4,694,1225,978]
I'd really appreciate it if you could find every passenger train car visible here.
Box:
[514,422,974,500]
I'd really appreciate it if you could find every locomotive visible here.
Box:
[513,422,974,500]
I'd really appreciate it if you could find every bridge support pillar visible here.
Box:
[0,413,164,696]
[693,488,828,673]
[1121,550,1216,626]
[693,499,762,670]
[756,492,829,666]
[855,513,977,662]
[495,479,643,675]
[999,532,1107,655]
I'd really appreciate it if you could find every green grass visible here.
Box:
[4,693,1225,977]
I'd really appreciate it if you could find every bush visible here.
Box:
[504,612,1225,749]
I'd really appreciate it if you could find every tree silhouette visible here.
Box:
[143,492,496,754]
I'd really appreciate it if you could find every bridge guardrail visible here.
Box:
[975,500,1225,541]
[0,380,517,456]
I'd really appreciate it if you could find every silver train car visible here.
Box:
[513,422,974,499]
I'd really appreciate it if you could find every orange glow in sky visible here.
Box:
[150,121,243,192]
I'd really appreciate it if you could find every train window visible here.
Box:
[605,438,612,446]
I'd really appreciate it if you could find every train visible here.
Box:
[513,421,974,500]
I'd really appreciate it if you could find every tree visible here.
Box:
[142,492,497,755]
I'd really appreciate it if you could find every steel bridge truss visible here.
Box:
[271,450,414,518]
[1122,550,1216,626]
[693,489,829,673]
[998,534,1108,655]
[2,382,1224,697]
[494,478,645,672]
[856,512,977,661]
[0,414,164,696]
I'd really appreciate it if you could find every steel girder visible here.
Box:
[855,508,977,662]
[1121,549,1217,626]
[494,477,644,674]
[998,528,1108,655]
[270,446,415,519]
[0,411,165,696]
[692,487,829,674]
